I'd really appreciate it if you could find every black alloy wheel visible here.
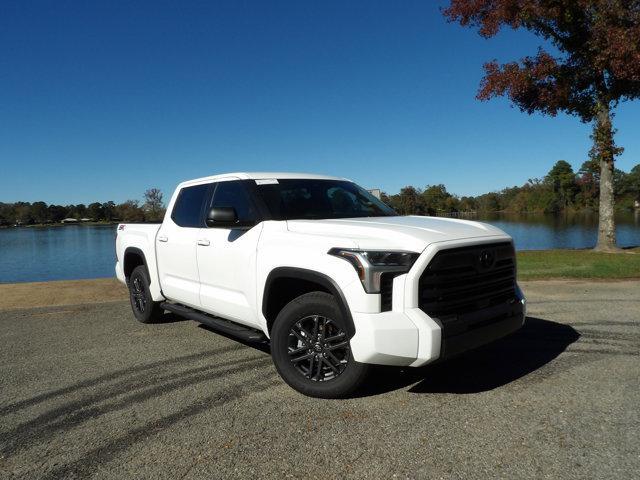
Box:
[288,314,349,382]
[271,291,370,398]
[131,274,147,314]
[128,265,163,324]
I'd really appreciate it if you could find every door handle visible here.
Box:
[197,239,210,246]
[158,235,168,242]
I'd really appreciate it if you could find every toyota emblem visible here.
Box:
[478,249,495,270]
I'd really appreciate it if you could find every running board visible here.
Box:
[160,302,267,343]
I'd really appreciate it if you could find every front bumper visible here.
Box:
[349,308,431,366]
[348,237,526,367]
[350,292,525,367]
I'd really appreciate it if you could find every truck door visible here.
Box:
[156,183,209,308]
[196,180,263,327]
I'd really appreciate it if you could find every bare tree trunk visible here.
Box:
[594,100,619,252]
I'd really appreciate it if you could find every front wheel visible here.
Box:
[128,265,163,324]
[271,291,370,398]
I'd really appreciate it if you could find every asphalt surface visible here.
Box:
[0,280,638,479]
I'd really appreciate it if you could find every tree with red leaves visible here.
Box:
[443,0,640,251]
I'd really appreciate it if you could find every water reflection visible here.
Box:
[0,214,639,283]
[474,212,640,250]
[0,225,117,283]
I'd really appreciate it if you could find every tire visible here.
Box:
[128,265,163,324]
[271,291,370,398]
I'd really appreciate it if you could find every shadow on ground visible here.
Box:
[357,316,580,397]
[194,315,581,398]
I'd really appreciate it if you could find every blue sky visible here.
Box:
[1,0,639,205]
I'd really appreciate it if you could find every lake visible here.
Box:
[1,213,639,283]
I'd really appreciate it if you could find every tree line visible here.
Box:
[3,162,639,226]
[381,160,640,216]
[0,188,165,226]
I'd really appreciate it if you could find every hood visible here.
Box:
[286,215,509,252]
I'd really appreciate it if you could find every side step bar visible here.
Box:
[160,302,268,343]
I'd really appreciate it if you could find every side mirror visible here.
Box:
[206,207,237,227]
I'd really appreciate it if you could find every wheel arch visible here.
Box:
[123,247,148,282]
[262,267,356,338]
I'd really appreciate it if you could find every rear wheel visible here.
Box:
[128,265,163,323]
[271,291,369,398]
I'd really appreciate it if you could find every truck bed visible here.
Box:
[115,223,163,298]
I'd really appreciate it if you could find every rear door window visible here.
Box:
[171,184,209,227]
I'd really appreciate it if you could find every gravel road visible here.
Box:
[1,280,638,479]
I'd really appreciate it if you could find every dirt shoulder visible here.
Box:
[0,278,127,311]
[2,276,639,311]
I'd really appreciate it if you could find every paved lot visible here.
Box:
[0,280,638,479]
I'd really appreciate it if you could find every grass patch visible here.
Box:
[517,248,640,280]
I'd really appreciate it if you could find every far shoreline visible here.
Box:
[0,221,120,229]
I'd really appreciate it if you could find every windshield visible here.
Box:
[255,179,397,220]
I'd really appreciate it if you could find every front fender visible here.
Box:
[262,267,357,338]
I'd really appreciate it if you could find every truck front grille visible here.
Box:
[419,242,516,319]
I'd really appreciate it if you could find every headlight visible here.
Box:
[328,248,419,293]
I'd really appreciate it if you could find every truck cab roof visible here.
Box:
[179,172,350,188]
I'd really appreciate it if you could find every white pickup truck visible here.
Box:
[115,172,526,398]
